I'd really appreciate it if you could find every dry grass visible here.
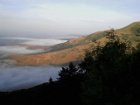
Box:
[12,43,95,65]
[12,22,140,66]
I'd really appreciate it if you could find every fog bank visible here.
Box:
[0,65,61,92]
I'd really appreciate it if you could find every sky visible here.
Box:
[0,0,140,38]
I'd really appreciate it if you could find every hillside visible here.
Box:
[13,43,95,65]
[12,22,140,65]
[117,22,140,45]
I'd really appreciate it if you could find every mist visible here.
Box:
[0,65,61,92]
[0,37,66,92]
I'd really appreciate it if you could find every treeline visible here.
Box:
[0,30,140,105]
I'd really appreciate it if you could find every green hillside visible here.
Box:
[117,22,140,43]
[49,22,140,52]
[83,21,140,44]
[118,22,140,35]
[49,31,106,52]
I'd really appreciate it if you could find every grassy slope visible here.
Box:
[13,43,95,65]
[12,22,140,65]
[117,22,140,44]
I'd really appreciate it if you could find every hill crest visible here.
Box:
[12,22,140,65]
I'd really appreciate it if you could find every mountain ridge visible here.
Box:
[12,21,140,65]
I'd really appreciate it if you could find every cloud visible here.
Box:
[0,0,139,37]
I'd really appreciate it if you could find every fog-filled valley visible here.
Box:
[0,37,67,55]
[0,37,66,91]
[0,65,61,92]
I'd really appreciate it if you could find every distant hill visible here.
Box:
[12,22,140,65]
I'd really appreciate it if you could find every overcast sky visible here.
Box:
[0,0,140,38]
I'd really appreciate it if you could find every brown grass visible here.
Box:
[12,43,95,66]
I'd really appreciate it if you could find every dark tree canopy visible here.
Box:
[80,30,140,105]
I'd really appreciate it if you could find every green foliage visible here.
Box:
[58,62,85,83]
[132,27,140,36]
[86,31,106,42]
[59,62,78,80]
[80,30,140,105]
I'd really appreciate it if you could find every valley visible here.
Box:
[0,21,140,91]
[12,22,140,66]
[0,37,66,91]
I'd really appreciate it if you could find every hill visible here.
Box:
[117,22,140,45]
[12,22,140,65]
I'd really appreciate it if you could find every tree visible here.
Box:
[49,77,53,83]
[80,30,138,105]
[58,62,85,82]
[57,62,85,105]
